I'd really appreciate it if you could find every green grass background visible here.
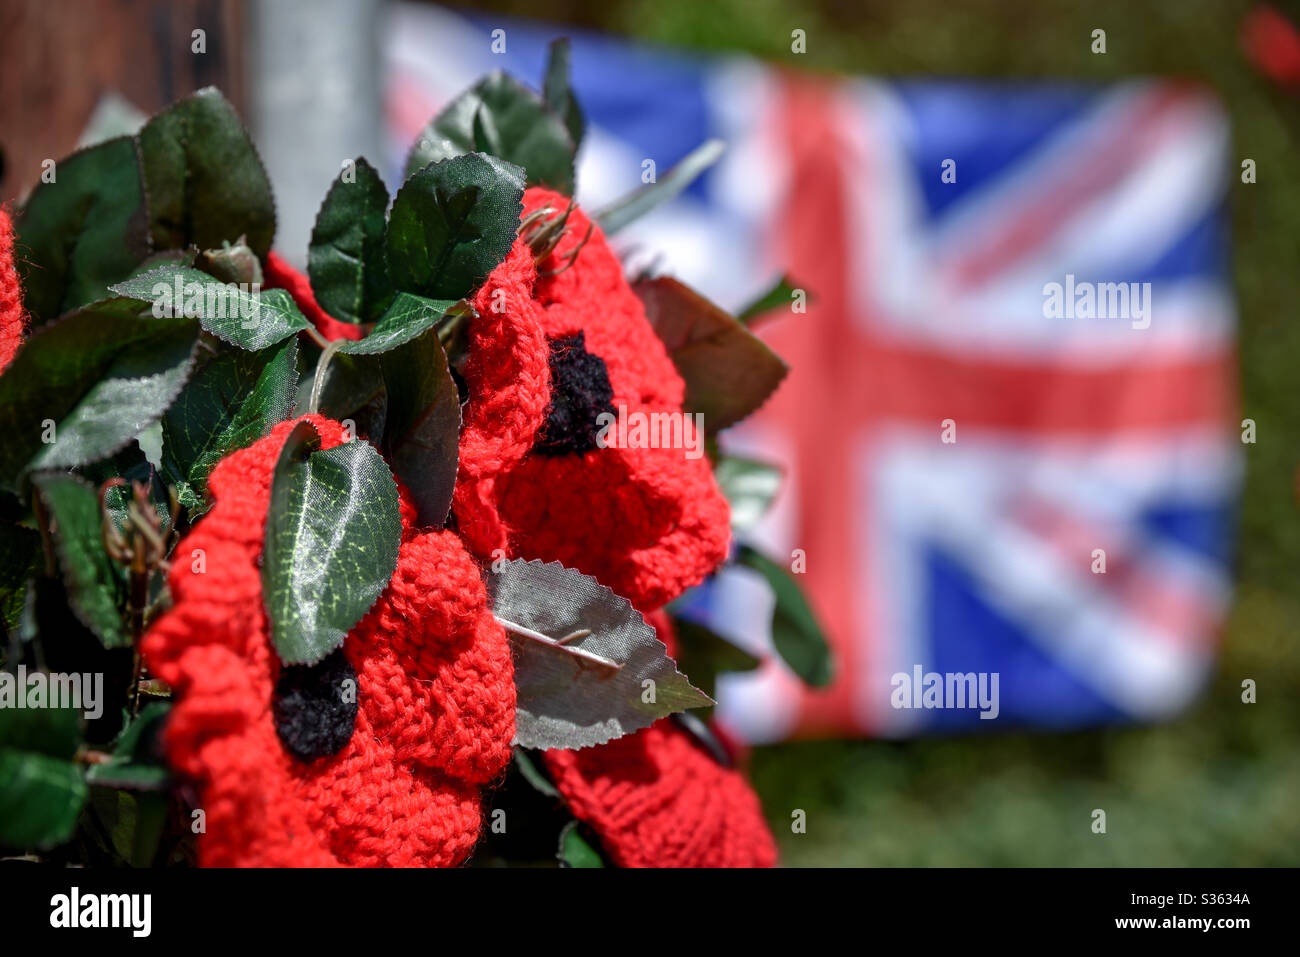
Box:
[471,0,1300,865]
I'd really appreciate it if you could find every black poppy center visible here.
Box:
[272,649,359,761]
[533,331,616,456]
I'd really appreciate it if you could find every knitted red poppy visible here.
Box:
[544,614,777,868]
[142,414,515,867]
[0,207,27,371]
[453,188,731,611]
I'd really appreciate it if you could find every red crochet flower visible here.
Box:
[544,613,777,868]
[0,207,28,372]
[143,414,515,866]
[453,188,731,611]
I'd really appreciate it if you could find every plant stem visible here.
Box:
[308,338,346,415]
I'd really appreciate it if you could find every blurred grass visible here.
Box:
[472,0,1300,865]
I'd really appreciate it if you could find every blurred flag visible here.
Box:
[385,5,1240,742]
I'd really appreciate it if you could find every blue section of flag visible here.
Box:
[925,549,1128,731]
[1140,501,1238,568]
[891,81,1102,222]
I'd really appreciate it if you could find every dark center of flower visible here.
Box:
[272,648,359,762]
[533,331,616,456]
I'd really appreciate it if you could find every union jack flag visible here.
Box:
[385,6,1240,741]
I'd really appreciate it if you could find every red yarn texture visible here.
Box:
[0,207,27,371]
[143,415,515,866]
[453,241,551,559]
[543,611,778,868]
[264,252,364,342]
[454,188,731,610]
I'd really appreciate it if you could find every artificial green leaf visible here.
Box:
[15,136,151,325]
[18,576,133,745]
[162,337,299,501]
[405,72,575,194]
[379,324,461,528]
[0,749,87,849]
[386,152,525,302]
[738,275,803,325]
[308,157,394,325]
[110,265,310,350]
[0,303,199,487]
[736,544,833,687]
[32,474,129,649]
[0,699,82,760]
[85,702,170,790]
[491,559,712,750]
[513,748,560,798]
[88,786,168,867]
[596,139,724,236]
[262,421,402,665]
[557,821,605,868]
[670,616,761,706]
[0,523,39,634]
[634,276,788,431]
[543,39,585,151]
[338,293,458,356]
[714,454,783,531]
[137,87,276,256]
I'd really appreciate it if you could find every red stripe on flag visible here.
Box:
[759,75,869,736]
[858,340,1237,433]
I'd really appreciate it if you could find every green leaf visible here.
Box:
[491,559,712,750]
[262,421,402,665]
[15,136,151,325]
[738,275,803,325]
[32,474,129,648]
[513,748,560,798]
[0,749,87,849]
[85,702,170,790]
[386,152,525,302]
[162,337,299,502]
[557,821,605,868]
[596,139,725,236]
[88,786,168,866]
[338,293,458,356]
[379,323,461,529]
[670,616,761,705]
[0,304,199,487]
[543,39,585,151]
[137,87,276,257]
[714,454,783,531]
[0,699,83,760]
[735,544,833,687]
[0,523,39,634]
[308,157,394,325]
[110,265,310,350]
[405,72,575,194]
[634,277,788,431]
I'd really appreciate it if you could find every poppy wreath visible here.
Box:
[0,43,828,868]
[272,208,775,868]
[141,415,516,866]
